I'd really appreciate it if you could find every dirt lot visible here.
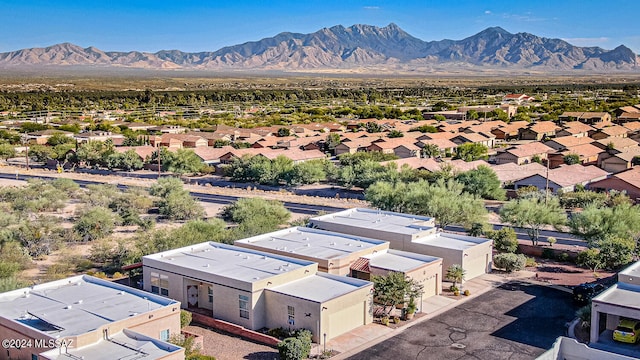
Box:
[183,324,279,360]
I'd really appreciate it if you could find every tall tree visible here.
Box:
[454,165,506,200]
[500,197,566,246]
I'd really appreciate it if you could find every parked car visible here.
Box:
[572,283,605,304]
[613,319,640,344]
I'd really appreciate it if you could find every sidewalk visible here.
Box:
[321,270,537,359]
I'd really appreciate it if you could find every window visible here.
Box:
[208,286,213,303]
[150,272,169,296]
[160,329,170,341]
[239,295,249,319]
[32,355,38,360]
[288,306,295,326]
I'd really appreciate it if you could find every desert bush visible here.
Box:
[493,253,527,273]
[486,227,518,253]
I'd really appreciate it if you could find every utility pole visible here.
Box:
[545,152,550,204]
[157,146,161,179]
[21,134,29,171]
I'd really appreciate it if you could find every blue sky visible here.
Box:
[1,0,639,54]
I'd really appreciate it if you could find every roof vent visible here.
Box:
[118,291,125,295]
[64,305,72,310]
[346,243,352,246]
[129,312,138,316]
[203,264,210,268]
[304,237,309,241]
[76,300,83,304]
[330,242,335,246]
[305,244,310,247]
[358,244,363,247]
[254,277,260,280]
[167,257,174,261]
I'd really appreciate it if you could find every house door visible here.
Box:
[187,285,199,308]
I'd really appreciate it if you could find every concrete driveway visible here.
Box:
[347,281,577,360]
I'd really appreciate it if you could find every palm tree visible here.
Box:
[446,264,466,290]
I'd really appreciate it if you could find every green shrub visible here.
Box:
[486,227,518,253]
[557,253,570,262]
[180,310,193,328]
[292,329,312,359]
[493,253,527,273]
[278,337,305,360]
[547,237,557,247]
[525,257,538,267]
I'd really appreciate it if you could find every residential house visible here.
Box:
[598,148,640,173]
[518,121,560,141]
[491,121,529,140]
[148,125,187,134]
[494,142,555,165]
[75,131,125,145]
[185,131,233,147]
[555,121,593,138]
[142,242,373,342]
[616,111,640,123]
[559,112,612,125]
[114,145,157,162]
[450,132,496,149]
[366,139,421,158]
[513,164,608,193]
[537,336,637,360]
[588,167,640,201]
[334,138,375,156]
[0,275,183,360]
[26,130,74,145]
[192,146,236,166]
[415,138,458,157]
[490,162,546,186]
[150,134,208,149]
[502,94,535,105]
[544,136,594,151]
[547,143,602,168]
[590,125,629,140]
[310,208,493,282]
[590,261,640,358]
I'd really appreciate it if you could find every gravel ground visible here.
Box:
[183,324,280,360]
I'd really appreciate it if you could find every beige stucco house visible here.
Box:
[0,275,183,360]
[235,227,443,300]
[309,208,492,282]
[142,242,373,342]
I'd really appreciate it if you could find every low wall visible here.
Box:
[191,313,280,347]
[181,330,204,351]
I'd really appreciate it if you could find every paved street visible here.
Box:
[347,281,577,360]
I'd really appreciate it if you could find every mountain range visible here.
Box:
[0,24,637,73]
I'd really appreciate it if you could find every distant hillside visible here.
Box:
[0,24,637,73]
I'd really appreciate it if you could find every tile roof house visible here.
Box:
[513,164,609,193]
[450,132,496,148]
[114,145,157,161]
[494,142,555,165]
[548,143,603,168]
[559,111,612,125]
[491,121,529,140]
[502,93,535,104]
[490,162,546,185]
[150,134,208,149]
[334,138,376,156]
[518,121,560,141]
[75,131,126,145]
[588,167,640,202]
[598,148,640,173]
[555,121,593,138]
[366,139,421,158]
[590,125,629,140]
[544,136,594,151]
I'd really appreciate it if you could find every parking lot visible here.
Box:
[347,281,577,360]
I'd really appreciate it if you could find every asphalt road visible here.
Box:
[348,281,578,360]
[445,224,587,247]
[0,172,347,215]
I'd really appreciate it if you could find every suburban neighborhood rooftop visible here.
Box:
[412,232,492,250]
[311,208,436,236]
[235,227,387,260]
[268,272,371,303]
[143,242,315,283]
[365,250,441,272]
[0,275,175,337]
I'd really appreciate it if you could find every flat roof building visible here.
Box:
[0,275,183,360]
[591,261,640,356]
[234,227,390,275]
[142,242,373,342]
[236,227,443,299]
[310,208,492,282]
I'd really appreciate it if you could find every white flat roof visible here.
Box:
[593,282,640,309]
[412,232,491,251]
[143,242,315,284]
[40,329,182,360]
[235,227,387,260]
[0,275,176,338]
[310,208,435,236]
[268,273,371,303]
[366,250,441,272]
[618,261,640,283]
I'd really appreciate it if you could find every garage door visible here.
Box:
[423,274,438,298]
[328,301,365,339]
